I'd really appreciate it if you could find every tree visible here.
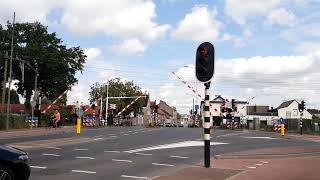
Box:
[0,22,86,105]
[177,112,182,120]
[0,88,20,104]
[89,78,146,116]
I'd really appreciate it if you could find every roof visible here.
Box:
[277,100,296,109]
[213,95,225,101]
[0,104,59,114]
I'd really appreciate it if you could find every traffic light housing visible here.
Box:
[231,99,237,112]
[91,104,96,110]
[196,42,215,82]
[299,100,305,112]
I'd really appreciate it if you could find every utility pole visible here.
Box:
[105,83,109,120]
[1,52,9,115]
[6,12,15,130]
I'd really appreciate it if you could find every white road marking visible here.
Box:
[47,146,61,150]
[109,134,116,136]
[128,131,132,133]
[75,156,95,160]
[194,139,201,141]
[75,148,89,151]
[93,135,103,138]
[93,138,103,141]
[30,166,47,169]
[152,163,174,167]
[124,134,129,136]
[170,155,189,159]
[125,141,229,153]
[241,136,281,140]
[120,132,126,133]
[42,153,61,157]
[104,150,121,153]
[110,136,118,138]
[112,159,132,163]
[72,170,96,174]
[132,132,138,134]
[120,175,148,179]
[135,153,152,156]
[261,161,269,164]
[255,164,263,166]
[247,166,257,169]
[216,133,245,138]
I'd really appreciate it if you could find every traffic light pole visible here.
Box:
[300,112,303,135]
[204,82,211,168]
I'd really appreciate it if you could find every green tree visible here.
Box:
[89,78,146,116]
[0,88,20,104]
[0,22,86,105]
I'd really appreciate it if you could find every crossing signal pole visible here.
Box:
[195,42,215,168]
[299,100,305,135]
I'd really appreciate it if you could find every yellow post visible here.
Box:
[77,116,81,135]
[281,124,285,136]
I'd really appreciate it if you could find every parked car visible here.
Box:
[0,144,30,180]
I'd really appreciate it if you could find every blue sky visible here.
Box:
[1,0,320,113]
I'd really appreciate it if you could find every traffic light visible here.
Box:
[195,42,215,82]
[231,99,237,112]
[299,100,305,112]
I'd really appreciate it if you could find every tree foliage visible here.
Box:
[89,78,146,116]
[0,22,86,104]
[0,88,20,104]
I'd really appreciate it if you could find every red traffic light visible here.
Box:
[196,42,215,82]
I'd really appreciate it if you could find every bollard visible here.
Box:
[281,124,285,137]
[77,116,81,135]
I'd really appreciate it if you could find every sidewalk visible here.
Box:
[0,126,78,139]
[155,145,320,180]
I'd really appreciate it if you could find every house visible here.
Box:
[208,95,247,126]
[0,104,59,114]
[277,100,312,120]
[246,106,277,129]
[158,100,177,123]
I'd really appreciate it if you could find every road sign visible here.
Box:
[280,117,284,124]
[195,42,215,82]
[110,104,117,109]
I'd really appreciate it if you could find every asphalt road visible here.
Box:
[3,127,317,180]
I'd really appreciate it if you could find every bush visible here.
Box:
[0,114,27,130]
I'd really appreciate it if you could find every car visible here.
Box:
[0,144,30,180]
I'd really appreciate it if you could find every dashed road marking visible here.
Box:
[42,153,61,157]
[241,136,281,140]
[124,134,129,136]
[104,150,120,153]
[93,135,103,138]
[135,153,152,156]
[120,175,148,179]
[110,136,118,138]
[247,166,257,169]
[152,163,174,167]
[112,159,132,163]
[47,146,61,150]
[72,170,96,174]
[93,138,104,141]
[170,155,189,159]
[75,148,89,151]
[255,164,263,166]
[75,156,95,160]
[261,161,269,164]
[30,166,47,169]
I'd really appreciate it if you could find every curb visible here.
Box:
[214,151,320,159]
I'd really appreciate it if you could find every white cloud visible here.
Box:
[60,0,170,54]
[225,0,281,24]
[163,51,320,113]
[295,42,320,53]
[172,5,222,42]
[266,8,297,27]
[84,48,102,62]
[109,38,147,55]
[222,29,253,48]
[0,0,57,24]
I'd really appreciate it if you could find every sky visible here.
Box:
[1,0,320,114]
